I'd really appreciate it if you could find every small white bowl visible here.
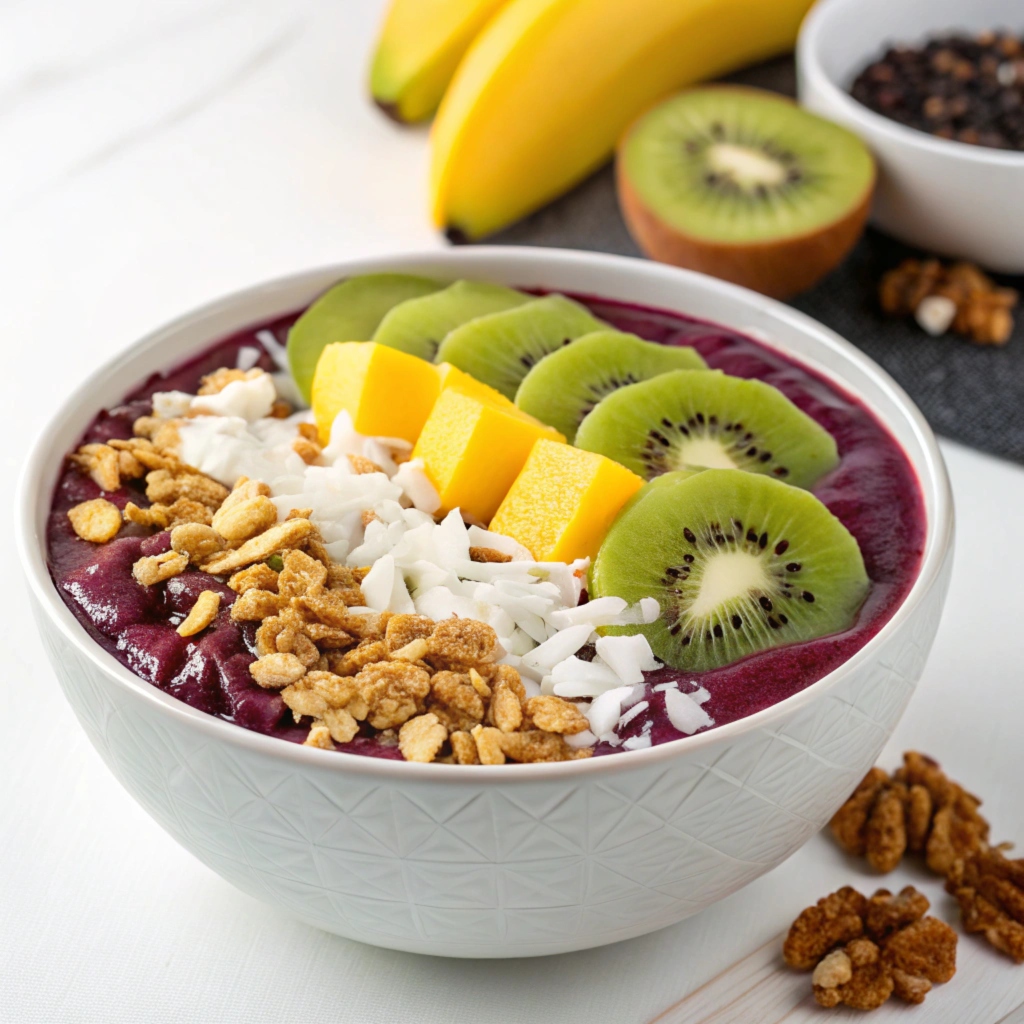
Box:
[18,249,953,958]
[798,0,1024,272]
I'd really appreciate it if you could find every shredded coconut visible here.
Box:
[149,388,676,748]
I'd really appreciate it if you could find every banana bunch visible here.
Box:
[370,0,816,239]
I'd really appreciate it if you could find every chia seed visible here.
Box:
[850,30,1024,151]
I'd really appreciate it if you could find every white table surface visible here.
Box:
[3,1,1023,1021]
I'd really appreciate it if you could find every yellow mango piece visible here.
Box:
[413,389,564,522]
[435,362,518,411]
[312,342,441,445]
[490,440,643,562]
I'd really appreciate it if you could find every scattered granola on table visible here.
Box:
[828,750,1024,967]
[829,751,989,874]
[784,884,957,1010]
[947,848,1024,963]
[879,258,1018,345]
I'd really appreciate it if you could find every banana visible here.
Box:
[370,0,510,123]
[429,0,816,238]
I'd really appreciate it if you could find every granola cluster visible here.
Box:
[880,257,1018,345]
[830,751,1024,965]
[784,885,957,1010]
[830,751,989,874]
[64,376,596,765]
[947,848,1024,963]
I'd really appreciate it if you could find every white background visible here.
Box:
[2,1,1023,1020]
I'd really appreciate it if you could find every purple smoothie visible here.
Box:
[47,293,926,758]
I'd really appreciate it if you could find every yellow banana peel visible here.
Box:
[430,0,816,238]
[370,0,511,123]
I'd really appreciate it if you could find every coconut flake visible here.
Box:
[235,345,262,371]
[392,458,441,513]
[617,699,649,730]
[594,634,660,685]
[521,624,593,674]
[663,687,714,735]
[548,596,627,629]
[255,329,290,371]
[190,372,276,421]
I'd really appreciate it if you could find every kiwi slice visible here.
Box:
[515,329,707,442]
[371,280,530,361]
[287,273,442,401]
[617,86,875,299]
[575,369,838,490]
[435,294,604,400]
[590,469,869,672]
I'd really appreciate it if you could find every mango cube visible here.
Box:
[312,341,441,444]
[435,362,517,411]
[413,390,564,523]
[490,440,643,562]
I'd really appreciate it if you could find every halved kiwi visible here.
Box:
[287,273,442,401]
[435,294,604,400]
[575,369,838,490]
[371,280,530,360]
[590,469,869,671]
[515,329,707,442]
[617,86,875,299]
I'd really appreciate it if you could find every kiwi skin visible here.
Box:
[616,87,876,300]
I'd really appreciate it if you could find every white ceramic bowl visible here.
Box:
[18,249,953,958]
[798,0,1024,272]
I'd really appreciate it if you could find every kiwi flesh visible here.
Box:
[617,86,875,299]
[575,369,838,490]
[515,329,707,442]
[287,273,441,401]
[590,469,869,672]
[435,294,604,400]
[371,280,530,361]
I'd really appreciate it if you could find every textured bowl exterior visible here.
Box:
[20,249,953,957]
[797,0,1024,272]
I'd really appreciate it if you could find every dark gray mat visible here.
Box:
[470,58,1024,465]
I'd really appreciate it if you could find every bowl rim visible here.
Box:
[797,0,1024,168]
[17,246,954,784]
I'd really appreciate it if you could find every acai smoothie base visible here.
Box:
[47,283,925,764]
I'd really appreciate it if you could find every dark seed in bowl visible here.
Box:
[850,30,1024,151]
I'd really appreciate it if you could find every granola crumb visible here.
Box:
[814,938,893,1010]
[783,886,867,969]
[170,523,224,564]
[249,652,307,689]
[399,713,447,763]
[450,730,479,765]
[348,453,383,475]
[69,443,121,492]
[427,617,499,670]
[471,724,506,765]
[525,694,589,735]
[390,637,429,662]
[356,661,431,730]
[211,494,278,542]
[132,550,188,586]
[197,366,264,395]
[947,848,1024,962]
[67,498,122,543]
[303,723,334,750]
[292,437,322,465]
[176,590,221,637]
[200,518,314,575]
[469,546,512,563]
